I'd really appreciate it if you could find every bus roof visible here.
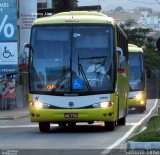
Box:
[128,44,143,53]
[33,11,115,25]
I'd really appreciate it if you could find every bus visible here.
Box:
[128,44,146,113]
[25,11,129,132]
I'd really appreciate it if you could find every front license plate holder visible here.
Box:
[64,113,78,118]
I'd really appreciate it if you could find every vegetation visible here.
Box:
[131,129,160,142]
[130,108,160,142]
[53,0,79,13]
[114,6,123,12]
[121,23,160,75]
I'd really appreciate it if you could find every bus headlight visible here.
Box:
[101,102,113,108]
[31,101,43,109]
[34,101,43,109]
[31,101,51,109]
[93,102,113,108]
[136,94,142,100]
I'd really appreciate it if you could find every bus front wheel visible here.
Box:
[104,121,116,131]
[39,122,50,132]
[117,116,126,125]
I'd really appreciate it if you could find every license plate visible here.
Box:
[64,113,78,118]
[129,107,136,110]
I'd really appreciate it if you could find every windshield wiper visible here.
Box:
[79,56,107,60]
[50,69,69,93]
[78,53,93,94]
[78,64,93,94]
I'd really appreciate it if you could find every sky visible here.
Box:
[78,0,160,12]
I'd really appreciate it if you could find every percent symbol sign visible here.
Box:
[0,15,14,38]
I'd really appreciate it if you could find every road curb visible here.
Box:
[0,114,29,120]
[127,141,160,150]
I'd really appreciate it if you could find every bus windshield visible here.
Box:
[30,25,114,95]
[129,53,145,91]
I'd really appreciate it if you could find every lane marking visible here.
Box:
[0,124,58,129]
[0,122,104,129]
[0,122,136,128]
[101,99,159,154]
[139,126,147,133]
[0,125,38,129]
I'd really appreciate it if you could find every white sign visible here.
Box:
[19,0,37,58]
[0,42,18,65]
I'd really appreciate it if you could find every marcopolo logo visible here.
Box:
[68,101,74,108]
[0,15,15,38]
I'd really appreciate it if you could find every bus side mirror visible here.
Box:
[116,47,126,73]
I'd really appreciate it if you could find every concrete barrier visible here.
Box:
[128,141,160,150]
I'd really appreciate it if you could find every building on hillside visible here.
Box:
[138,11,160,30]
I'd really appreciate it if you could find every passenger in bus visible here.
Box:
[86,58,111,88]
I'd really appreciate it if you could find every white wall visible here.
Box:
[19,0,37,60]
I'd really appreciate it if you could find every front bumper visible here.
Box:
[128,98,146,110]
[30,107,115,122]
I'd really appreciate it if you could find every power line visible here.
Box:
[127,0,157,4]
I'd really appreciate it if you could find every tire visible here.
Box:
[137,106,146,113]
[138,107,145,113]
[117,116,126,125]
[39,122,50,132]
[104,121,116,131]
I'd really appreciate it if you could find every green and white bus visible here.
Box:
[128,44,146,113]
[25,11,129,132]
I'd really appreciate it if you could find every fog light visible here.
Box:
[140,100,145,105]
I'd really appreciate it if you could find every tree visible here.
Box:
[53,0,79,13]
[114,6,123,12]
[125,19,137,27]
[120,23,160,75]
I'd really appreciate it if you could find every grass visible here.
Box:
[147,116,160,130]
[130,107,160,142]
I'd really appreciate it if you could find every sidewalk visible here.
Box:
[0,107,29,120]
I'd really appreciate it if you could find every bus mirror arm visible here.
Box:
[116,47,126,73]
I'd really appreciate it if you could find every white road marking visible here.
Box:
[126,123,141,126]
[101,99,159,155]
[0,122,139,129]
[0,124,58,129]
[139,126,147,133]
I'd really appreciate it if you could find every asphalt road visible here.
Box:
[0,99,159,155]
